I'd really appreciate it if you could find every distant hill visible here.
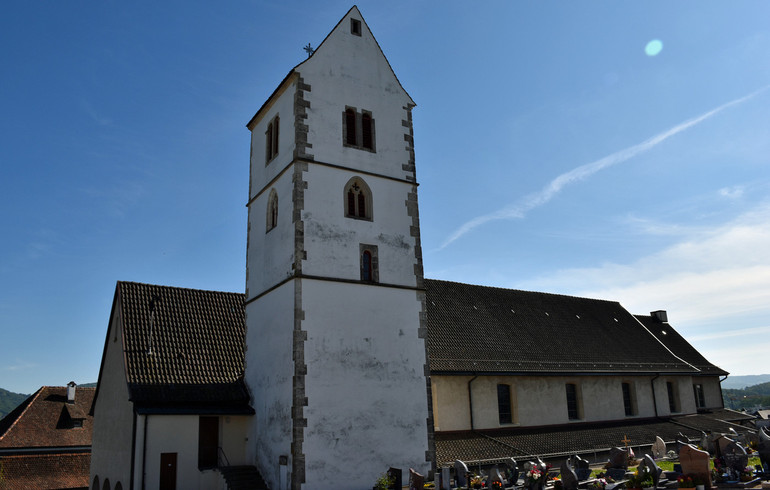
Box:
[0,388,29,420]
[721,374,770,389]
[723,381,770,410]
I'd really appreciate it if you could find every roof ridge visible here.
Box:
[118,280,244,297]
[425,278,622,304]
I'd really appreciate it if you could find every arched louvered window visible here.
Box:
[344,178,372,220]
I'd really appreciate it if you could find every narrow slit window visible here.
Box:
[265,114,279,163]
[667,381,679,413]
[362,251,372,282]
[345,109,357,146]
[361,112,373,149]
[359,244,378,283]
[497,384,512,424]
[622,382,636,416]
[566,383,581,420]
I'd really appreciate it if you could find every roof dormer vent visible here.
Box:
[66,381,76,404]
[651,310,668,323]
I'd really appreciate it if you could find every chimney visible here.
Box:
[650,310,668,323]
[66,381,76,404]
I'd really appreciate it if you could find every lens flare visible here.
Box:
[645,39,663,56]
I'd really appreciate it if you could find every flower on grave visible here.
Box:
[470,475,483,489]
[553,478,564,490]
[677,475,695,488]
[589,478,607,490]
[491,481,503,490]
[527,468,542,480]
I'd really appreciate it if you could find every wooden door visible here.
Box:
[159,452,177,490]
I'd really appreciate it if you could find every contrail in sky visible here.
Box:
[440,86,770,250]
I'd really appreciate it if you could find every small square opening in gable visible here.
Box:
[350,18,362,36]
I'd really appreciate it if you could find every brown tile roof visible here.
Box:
[113,282,251,412]
[0,386,94,450]
[635,314,728,376]
[425,279,704,375]
[0,452,90,489]
[435,412,755,466]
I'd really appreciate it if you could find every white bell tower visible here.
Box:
[243,7,433,489]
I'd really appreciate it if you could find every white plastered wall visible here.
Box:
[90,306,135,490]
[301,278,430,488]
[244,282,294,486]
[432,374,714,432]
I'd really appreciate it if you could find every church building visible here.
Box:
[88,6,748,490]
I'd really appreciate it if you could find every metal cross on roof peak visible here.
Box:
[303,43,314,57]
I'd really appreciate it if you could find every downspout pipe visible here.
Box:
[468,374,479,430]
[650,374,660,418]
[142,414,148,490]
[720,374,729,408]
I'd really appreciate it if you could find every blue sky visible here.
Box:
[2,1,769,395]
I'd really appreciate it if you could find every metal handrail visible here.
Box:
[217,446,231,468]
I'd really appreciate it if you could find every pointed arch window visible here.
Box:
[344,177,372,220]
[266,189,278,232]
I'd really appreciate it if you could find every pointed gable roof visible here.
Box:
[0,386,94,450]
[94,282,252,414]
[424,279,702,375]
[636,314,728,376]
[247,5,413,129]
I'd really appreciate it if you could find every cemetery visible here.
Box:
[397,425,770,490]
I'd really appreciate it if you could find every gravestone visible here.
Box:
[436,467,450,490]
[679,444,712,488]
[560,459,579,490]
[699,432,715,456]
[638,454,664,489]
[651,436,666,460]
[505,457,520,485]
[408,468,424,490]
[759,426,770,471]
[675,433,690,455]
[387,467,402,490]
[608,447,629,470]
[716,435,733,456]
[454,460,469,488]
[490,466,505,487]
[606,468,627,482]
[571,455,591,481]
[723,440,749,474]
